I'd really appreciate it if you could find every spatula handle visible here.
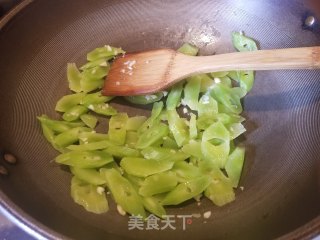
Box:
[187,46,320,73]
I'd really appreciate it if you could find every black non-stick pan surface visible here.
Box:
[0,0,320,239]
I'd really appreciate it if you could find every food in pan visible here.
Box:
[38,32,257,217]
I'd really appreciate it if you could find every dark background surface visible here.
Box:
[0,3,33,240]
[0,0,21,16]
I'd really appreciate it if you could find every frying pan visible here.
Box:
[0,0,319,239]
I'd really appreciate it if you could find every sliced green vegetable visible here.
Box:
[87,45,124,61]
[204,168,235,206]
[80,59,109,70]
[172,161,202,181]
[196,115,216,130]
[228,70,254,92]
[189,113,197,139]
[62,105,88,122]
[182,140,203,159]
[210,71,229,78]
[177,43,199,56]
[55,93,85,112]
[138,101,163,134]
[227,122,246,140]
[82,66,109,81]
[54,127,90,148]
[124,92,164,105]
[125,131,139,148]
[124,173,144,188]
[56,150,113,168]
[103,145,141,158]
[201,141,230,168]
[161,176,211,205]
[219,76,232,87]
[202,121,230,143]
[126,116,147,131]
[210,84,244,115]
[78,132,108,143]
[67,63,82,92]
[166,82,184,110]
[80,78,104,93]
[39,122,66,153]
[108,113,128,145]
[199,74,215,92]
[81,92,114,106]
[37,115,85,133]
[67,140,111,151]
[120,157,174,178]
[100,168,146,218]
[183,75,201,110]
[71,167,106,185]
[141,147,189,162]
[167,109,189,147]
[80,114,98,129]
[162,136,179,149]
[88,103,117,116]
[136,123,169,149]
[71,177,108,214]
[232,32,258,52]
[225,147,245,188]
[142,197,166,218]
[198,94,218,117]
[139,171,178,197]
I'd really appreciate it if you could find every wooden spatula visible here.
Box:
[102,47,320,96]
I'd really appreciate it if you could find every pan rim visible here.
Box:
[0,0,319,239]
[0,0,33,30]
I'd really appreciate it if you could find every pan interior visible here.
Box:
[0,0,319,239]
